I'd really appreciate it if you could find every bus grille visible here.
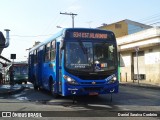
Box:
[81,82,105,85]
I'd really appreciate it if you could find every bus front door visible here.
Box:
[56,42,62,94]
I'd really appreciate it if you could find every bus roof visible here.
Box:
[29,28,114,52]
[29,28,65,52]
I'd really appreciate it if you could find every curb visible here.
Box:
[0,86,25,96]
[120,83,160,90]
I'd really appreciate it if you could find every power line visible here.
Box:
[136,12,160,25]
[40,0,79,34]
[149,22,160,25]
[40,14,68,35]
[142,17,160,25]
[11,34,53,38]
[10,12,160,39]
[137,12,160,22]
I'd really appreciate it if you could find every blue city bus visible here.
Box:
[28,28,119,97]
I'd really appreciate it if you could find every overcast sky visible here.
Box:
[0,0,160,61]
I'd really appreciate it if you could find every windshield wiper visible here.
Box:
[78,40,87,54]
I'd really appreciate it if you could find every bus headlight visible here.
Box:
[63,75,79,85]
[108,76,117,84]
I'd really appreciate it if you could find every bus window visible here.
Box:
[94,43,116,70]
[65,42,93,71]
[21,66,28,75]
[45,43,50,62]
[65,42,117,72]
[34,50,38,64]
[12,64,28,84]
[51,41,56,61]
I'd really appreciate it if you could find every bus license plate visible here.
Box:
[89,92,98,96]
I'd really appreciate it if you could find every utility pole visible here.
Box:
[60,12,77,28]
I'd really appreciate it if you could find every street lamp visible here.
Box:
[56,26,62,28]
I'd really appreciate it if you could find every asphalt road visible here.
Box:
[0,84,160,120]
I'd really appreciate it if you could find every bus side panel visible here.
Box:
[37,49,44,87]
[34,63,38,84]
[55,42,60,94]
[28,53,34,83]
[42,62,49,89]
[42,61,56,90]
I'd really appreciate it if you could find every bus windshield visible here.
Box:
[65,41,117,73]
[13,65,28,75]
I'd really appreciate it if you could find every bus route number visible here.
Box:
[72,32,108,39]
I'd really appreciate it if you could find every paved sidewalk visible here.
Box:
[120,81,160,90]
[0,84,25,96]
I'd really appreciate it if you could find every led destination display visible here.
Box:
[71,32,108,39]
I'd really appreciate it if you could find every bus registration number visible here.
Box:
[89,92,99,96]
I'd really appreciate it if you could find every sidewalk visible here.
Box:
[120,80,160,90]
[0,84,25,96]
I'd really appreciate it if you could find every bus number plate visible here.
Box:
[89,92,99,96]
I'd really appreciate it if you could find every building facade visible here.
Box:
[98,19,152,38]
[117,27,160,84]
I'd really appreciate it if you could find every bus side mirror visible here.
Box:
[60,40,65,50]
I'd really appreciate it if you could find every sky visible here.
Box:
[0,0,160,61]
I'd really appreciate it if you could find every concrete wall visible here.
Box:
[120,52,132,82]
[120,46,160,84]
[118,28,160,84]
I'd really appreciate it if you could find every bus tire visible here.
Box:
[49,79,58,98]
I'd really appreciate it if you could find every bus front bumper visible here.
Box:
[64,82,119,96]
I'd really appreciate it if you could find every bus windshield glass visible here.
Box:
[13,65,28,75]
[65,41,117,72]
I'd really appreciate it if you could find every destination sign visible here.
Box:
[71,32,108,39]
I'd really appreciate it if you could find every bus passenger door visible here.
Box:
[56,42,62,94]
[59,46,63,93]
[37,48,43,87]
